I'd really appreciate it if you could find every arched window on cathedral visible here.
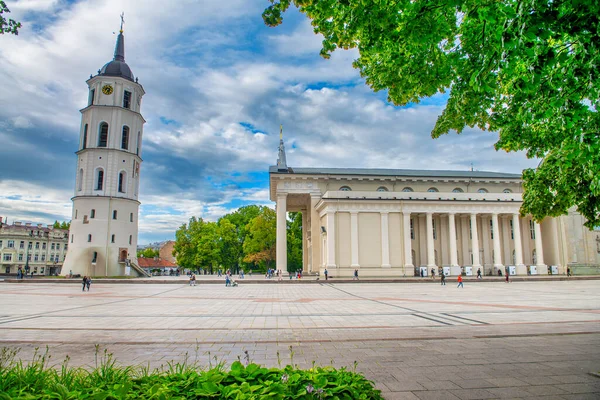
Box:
[477,188,489,193]
[339,186,351,191]
[98,122,109,147]
[452,188,463,193]
[503,189,512,193]
[427,187,439,192]
[121,126,129,150]
[402,187,414,192]
[118,171,126,193]
[78,169,83,191]
[82,124,88,150]
[95,168,104,191]
[376,186,388,192]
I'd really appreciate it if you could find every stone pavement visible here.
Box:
[0,280,599,399]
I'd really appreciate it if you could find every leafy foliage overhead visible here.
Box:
[1,1,21,35]
[264,0,600,228]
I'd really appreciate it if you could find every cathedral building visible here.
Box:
[61,24,147,277]
[270,137,600,278]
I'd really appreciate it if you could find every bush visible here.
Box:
[0,347,383,399]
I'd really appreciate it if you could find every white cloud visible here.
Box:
[0,180,72,223]
[12,116,34,129]
[0,0,540,245]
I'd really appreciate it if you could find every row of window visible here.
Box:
[89,88,134,109]
[79,168,129,193]
[0,240,67,250]
[1,253,62,262]
[339,186,513,193]
[84,234,132,245]
[81,123,141,154]
[75,209,134,222]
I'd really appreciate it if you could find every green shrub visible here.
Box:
[0,347,383,399]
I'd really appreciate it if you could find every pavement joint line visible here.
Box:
[325,283,468,326]
[0,285,187,325]
[410,313,455,326]
[0,331,598,345]
[440,313,490,325]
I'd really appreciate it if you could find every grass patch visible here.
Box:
[0,346,383,399]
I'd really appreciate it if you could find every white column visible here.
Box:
[326,211,336,268]
[448,213,458,267]
[492,213,503,268]
[350,212,359,267]
[310,195,321,271]
[470,213,481,268]
[426,212,436,267]
[381,212,391,267]
[513,214,524,267]
[276,193,288,273]
[402,212,413,271]
[302,211,308,272]
[534,221,546,267]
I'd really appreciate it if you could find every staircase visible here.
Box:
[129,260,151,277]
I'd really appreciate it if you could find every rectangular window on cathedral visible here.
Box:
[123,91,131,109]
[89,89,95,106]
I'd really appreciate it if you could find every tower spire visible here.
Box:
[276,124,288,172]
[114,13,125,62]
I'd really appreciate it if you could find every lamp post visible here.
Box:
[24,231,33,278]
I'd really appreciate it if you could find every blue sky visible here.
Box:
[0,0,538,244]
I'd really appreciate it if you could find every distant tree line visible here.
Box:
[53,221,71,230]
[137,248,160,258]
[173,205,302,274]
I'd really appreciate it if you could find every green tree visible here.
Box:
[137,248,159,258]
[220,205,262,271]
[195,221,221,274]
[218,218,241,272]
[287,212,303,273]
[173,217,204,270]
[243,207,276,272]
[1,1,21,35]
[264,0,600,228]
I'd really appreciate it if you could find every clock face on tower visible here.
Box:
[101,84,114,95]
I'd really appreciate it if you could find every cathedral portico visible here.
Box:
[269,136,570,277]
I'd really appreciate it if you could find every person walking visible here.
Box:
[82,276,87,292]
[225,275,231,287]
[477,268,482,280]
[440,271,446,285]
[353,269,359,280]
[431,268,435,280]
[505,270,510,283]
[324,268,328,281]
[457,275,464,288]
[86,277,92,291]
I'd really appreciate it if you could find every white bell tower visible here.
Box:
[62,20,146,277]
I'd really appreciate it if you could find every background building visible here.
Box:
[61,24,147,277]
[0,218,68,276]
[270,138,600,277]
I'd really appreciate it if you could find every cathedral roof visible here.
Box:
[269,166,522,179]
[99,31,135,82]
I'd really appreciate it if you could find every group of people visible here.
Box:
[16,267,33,279]
[81,276,92,291]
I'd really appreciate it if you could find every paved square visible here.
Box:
[1,279,599,399]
